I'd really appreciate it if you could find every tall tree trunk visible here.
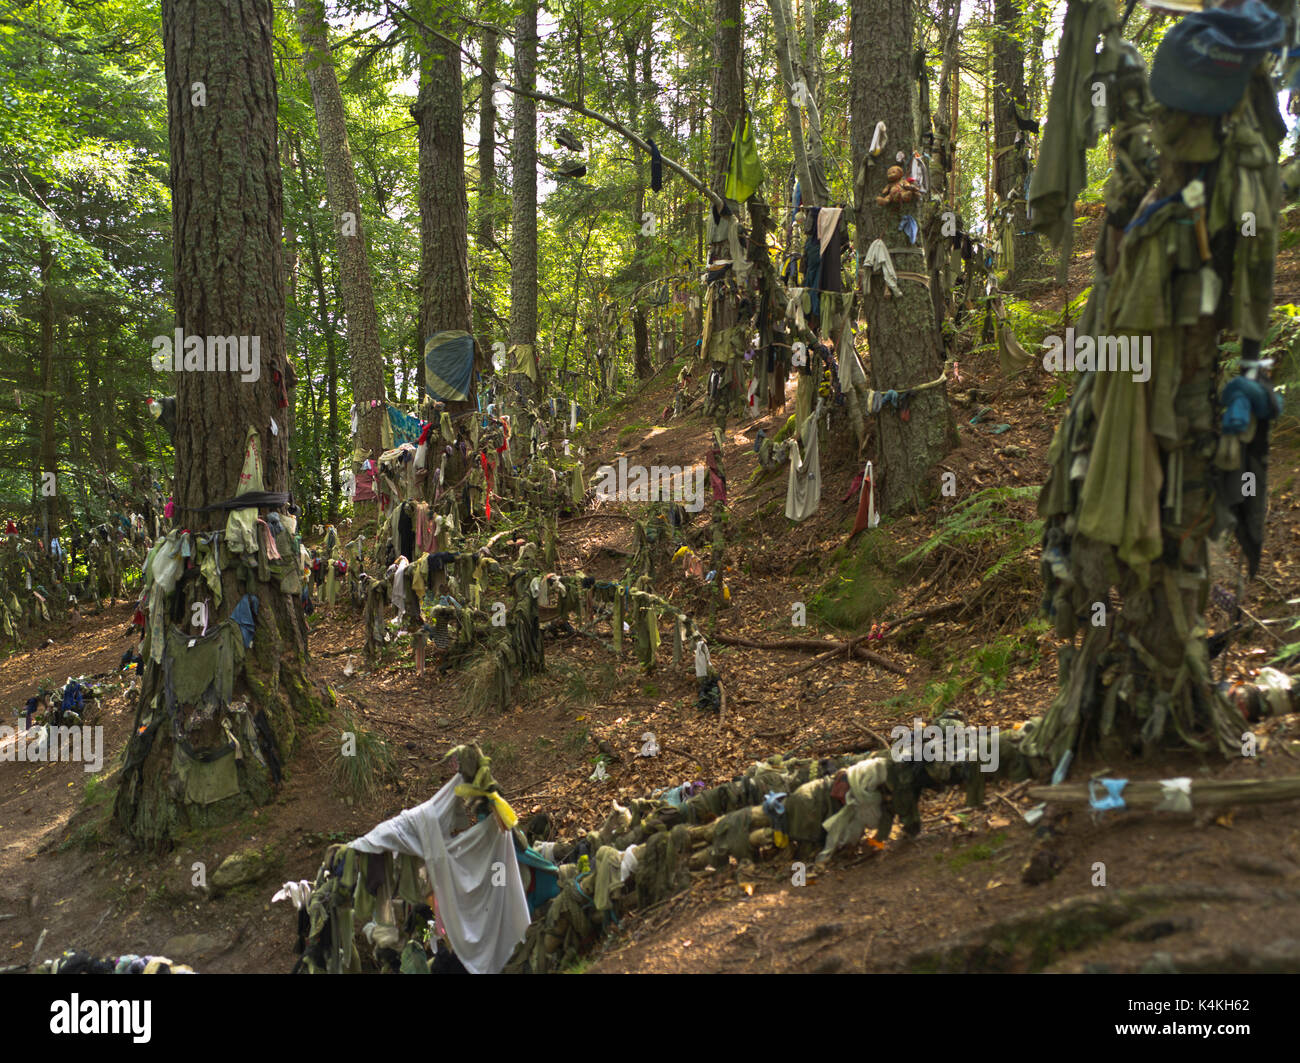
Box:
[709,0,744,200]
[849,0,954,513]
[38,235,57,547]
[294,0,386,473]
[116,0,321,848]
[293,137,343,523]
[992,0,1040,287]
[475,24,498,364]
[929,0,960,331]
[510,0,540,409]
[412,5,475,420]
[707,0,744,620]
[767,0,826,209]
[627,32,651,380]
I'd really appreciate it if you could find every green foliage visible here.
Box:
[1044,377,1069,410]
[901,486,1041,581]
[946,833,1008,871]
[1003,298,1054,352]
[83,775,109,808]
[617,422,650,444]
[329,708,395,802]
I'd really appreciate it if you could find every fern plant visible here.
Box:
[901,485,1042,580]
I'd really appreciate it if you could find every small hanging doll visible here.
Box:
[875,165,920,208]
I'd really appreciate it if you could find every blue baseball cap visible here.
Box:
[1149,0,1284,116]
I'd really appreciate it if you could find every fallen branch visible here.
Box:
[1028,775,1300,810]
[789,632,873,677]
[715,633,908,675]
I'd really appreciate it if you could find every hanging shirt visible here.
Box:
[349,774,530,975]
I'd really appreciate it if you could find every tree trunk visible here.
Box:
[708,0,743,620]
[412,5,475,419]
[767,0,827,209]
[115,0,321,848]
[292,135,341,524]
[992,0,1041,287]
[475,24,498,365]
[628,32,652,381]
[294,0,385,471]
[709,0,744,198]
[849,0,955,514]
[509,0,540,409]
[929,0,960,331]
[38,235,57,547]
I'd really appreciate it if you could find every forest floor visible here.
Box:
[4,216,1300,974]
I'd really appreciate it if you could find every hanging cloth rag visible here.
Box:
[480,452,494,521]
[648,137,663,192]
[706,447,727,504]
[509,343,538,383]
[862,239,901,298]
[694,638,712,678]
[850,461,881,538]
[424,330,475,402]
[386,404,426,447]
[225,426,265,555]
[869,121,887,156]
[909,152,930,193]
[785,400,823,522]
[349,774,530,975]
[817,206,843,255]
[724,108,764,203]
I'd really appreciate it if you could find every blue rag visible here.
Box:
[1088,777,1128,812]
[899,214,919,245]
[1221,376,1282,434]
[762,791,789,833]
[231,594,259,649]
[386,404,426,447]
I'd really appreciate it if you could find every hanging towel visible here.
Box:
[786,401,823,522]
[424,331,475,402]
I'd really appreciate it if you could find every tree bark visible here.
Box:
[928,0,961,331]
[412,4,475,418]
[509,0,540,408]
[709,0,744,200]
[475,23,499,367]
[992,0,1041,287]
[627,32,652,380]
[767,0,827,209]
[849,0,955,514]
[294,0,385,471]
[115,0,319,848]
[38,235,57,547]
